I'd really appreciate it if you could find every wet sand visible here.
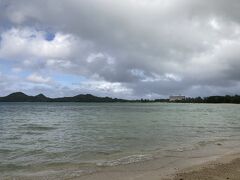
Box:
[76,153,240,180]
[4,154,240,180]
[75,141,240,180]
[4,143,240,180]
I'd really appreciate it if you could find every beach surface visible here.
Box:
[168,153,240,180]
[75,152,240,180]
[3,145,240,180]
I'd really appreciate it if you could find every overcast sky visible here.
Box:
[1,0,240,99]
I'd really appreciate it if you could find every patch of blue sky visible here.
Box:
[53,73,87,86]
[15,70,31,78]
[27,26,55,41]
[45,31,55,41]
[0,59,30,77]
[0,60,12,73]
[0,20,14,32]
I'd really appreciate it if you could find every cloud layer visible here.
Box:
[1,0,240,98]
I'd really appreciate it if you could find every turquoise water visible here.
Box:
[1,103,240,177]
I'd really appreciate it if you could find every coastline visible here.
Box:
[75,143,240,180]
[4,139,240,180]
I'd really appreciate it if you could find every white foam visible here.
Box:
[96,154,153,166]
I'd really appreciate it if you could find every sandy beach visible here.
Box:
[168,154,240,180]
[76,153,240,180]
[3,147,240,180]
[73,140,240,180]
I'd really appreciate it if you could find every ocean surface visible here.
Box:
[1,102,240,178]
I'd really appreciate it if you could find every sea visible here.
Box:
[1,102,240,179]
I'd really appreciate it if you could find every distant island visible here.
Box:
[0,92,128,102]
[0,92,240,103]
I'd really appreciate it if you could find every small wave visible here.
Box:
[165,139,228,153]
[166,146,195,152]
[22,149,46,156]
[196,139,226,147]
[5,135,22,140]
[104,136,139,141]
[96,150,122,156]
[0,149,12,153]
[0,163,28,172]
[20,124,57,131]
[96,154,153,166]
[24,131,45,135]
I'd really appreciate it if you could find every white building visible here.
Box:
[169,95,185,101]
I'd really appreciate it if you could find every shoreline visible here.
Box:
[75,138,240,180]
[4,154,240,180]
[75,147,240,180]
[3,140,240,180]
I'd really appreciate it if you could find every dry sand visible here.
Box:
[166,154,240,180]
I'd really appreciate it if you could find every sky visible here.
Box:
[1,0,240,99]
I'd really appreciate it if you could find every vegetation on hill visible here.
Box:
[0,92,240,103]
[0,92,127,102]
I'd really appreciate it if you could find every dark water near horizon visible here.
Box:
[1,102,240,178]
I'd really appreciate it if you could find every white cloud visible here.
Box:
[27,73,52,84]
[0,27,77,60]
[209,18,221,30]
[86,53,104,63]
[80,80,132,94]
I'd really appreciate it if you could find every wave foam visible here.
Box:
[96,154,153,166]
